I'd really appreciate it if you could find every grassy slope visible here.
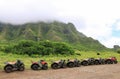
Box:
[0,51,120,70]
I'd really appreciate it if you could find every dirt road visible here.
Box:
[0,63,120,79]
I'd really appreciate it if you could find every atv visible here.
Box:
[94,58,105,65]
[31,60,48,70]
[67,59,81,68]
[51,60,66,69]
[81,58,96,66]
[4,60,25,73]
[105,57,118,64]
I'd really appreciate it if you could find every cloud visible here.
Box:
[0,0,59,23]
[102,37,120,48]
[113,19,120,31]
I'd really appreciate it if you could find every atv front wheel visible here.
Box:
[113,61,118,64]
[18,66,25,71]
[42,64,48,70]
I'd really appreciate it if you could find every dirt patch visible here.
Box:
[0,63,120,79]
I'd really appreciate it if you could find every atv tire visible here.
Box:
[94,60,100,65]
[114,61,118,64]
[42,64,48,70]
[31,64,39,70]
[81,61,88,66]
[67,62,74,68]
[51,63,59,69]
[18,66,25,71]
[4,65,13,73]
[105,60,113,64]
[75,62,81,67]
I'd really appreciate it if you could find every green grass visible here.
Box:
[0,51,120,70]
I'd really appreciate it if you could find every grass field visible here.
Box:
[0,50,120,70]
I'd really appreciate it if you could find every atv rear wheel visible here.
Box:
[4,65,13,73]
[105,60,113,64]
[94,60,100,65]
[67,62,74,68]
[31,64,39,70]
[51,63,59,69]
[81,61,88,66]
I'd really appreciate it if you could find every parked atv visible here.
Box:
[31,60,48,70]
[67,59,81,68]
[94,58,105,65]
[4,60,25,73]
[81,58,95,66]
[51,60,66,69]
[105,57,118,64]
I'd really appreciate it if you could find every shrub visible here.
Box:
[117,48,120,54]
[4,40,75,56]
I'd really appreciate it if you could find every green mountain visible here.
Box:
[0,21,107,51]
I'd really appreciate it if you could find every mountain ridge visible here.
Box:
[0,21,107,51]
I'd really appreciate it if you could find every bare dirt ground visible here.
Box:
[0,63,120,79]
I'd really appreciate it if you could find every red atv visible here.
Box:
[31,60,48,70]
[105,57,118,64]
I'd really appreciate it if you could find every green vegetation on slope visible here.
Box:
[0,21,107,51]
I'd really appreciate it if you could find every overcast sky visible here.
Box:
[0,0,120,48]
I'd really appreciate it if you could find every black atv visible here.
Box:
[94,58,105,65]
[81,58,95,66]
[51,60,66,69]
[4,60,25,73]
[67,59,81,68]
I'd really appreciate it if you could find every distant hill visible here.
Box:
[0,21,107,51]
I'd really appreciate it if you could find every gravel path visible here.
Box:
[0,63,120,79]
